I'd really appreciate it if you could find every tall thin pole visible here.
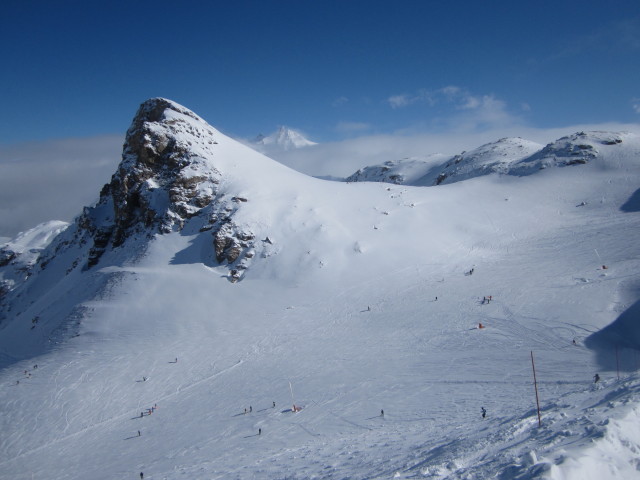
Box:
[531,351,542,427]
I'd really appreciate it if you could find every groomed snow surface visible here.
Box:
[1,117,640,479]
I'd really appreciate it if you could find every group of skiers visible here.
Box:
[140,404,158,418]
[15,365,39,385]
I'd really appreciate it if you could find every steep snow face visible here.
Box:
[253,126,317,151]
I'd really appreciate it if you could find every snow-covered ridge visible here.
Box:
[345,154,447,185]
[345,131,632,186]
[0,220,69,295]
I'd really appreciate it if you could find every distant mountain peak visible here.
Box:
[253,126,317,151]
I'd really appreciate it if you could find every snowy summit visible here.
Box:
[1,98,640,480]
[252,126,317,151]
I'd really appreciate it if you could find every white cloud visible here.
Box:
[386,85,509,121]
[387,94,412,109]
[632,98,640,114]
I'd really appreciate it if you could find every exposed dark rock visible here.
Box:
[0,249,16,267]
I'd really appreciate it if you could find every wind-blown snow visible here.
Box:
[1,100,640,480]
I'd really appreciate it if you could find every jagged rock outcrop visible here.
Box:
[72,98,257,280]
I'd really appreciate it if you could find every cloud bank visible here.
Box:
[0,135,122,239]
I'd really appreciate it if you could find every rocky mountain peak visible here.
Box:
[61,98,248,274]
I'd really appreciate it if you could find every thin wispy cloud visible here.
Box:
[387,86,497,110]
[386,86,522,133]
[332,96,349,107]
[334,121,372,134]
[632,98,640,114]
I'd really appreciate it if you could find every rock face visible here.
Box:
[47,98,257,281]
[0,99,264,330]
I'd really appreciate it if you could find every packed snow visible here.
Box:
[1,99,640,480]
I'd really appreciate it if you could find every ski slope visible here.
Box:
[1,102,640,479]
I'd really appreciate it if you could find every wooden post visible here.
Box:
[531,351,542,427]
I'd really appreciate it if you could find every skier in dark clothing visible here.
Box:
[381,409,384,417]
[481,407,486,419]
[258,428,261,435]
[140,473,144,480]
[594,373,600,383]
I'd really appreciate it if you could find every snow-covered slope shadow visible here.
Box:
[586,288,640,372]
[621,188,640,212]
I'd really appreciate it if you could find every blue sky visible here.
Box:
[2,0,640,144]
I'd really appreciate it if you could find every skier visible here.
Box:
[435,297,438,301]
[143,377,146,382]
[249,406,252,413]
[594,373,600,383]
[481,407,486,419]
[138,430,141,437]
[140,473,144,480]
[258,428,261,435]
[272,401,276,408]
[478,323,484,329]
[381,409,384,417]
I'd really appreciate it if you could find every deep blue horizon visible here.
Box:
[2,0,640,144]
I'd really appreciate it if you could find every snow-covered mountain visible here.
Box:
[252,126,317,151]
[345,132,629,187]
[1,98,640,480]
